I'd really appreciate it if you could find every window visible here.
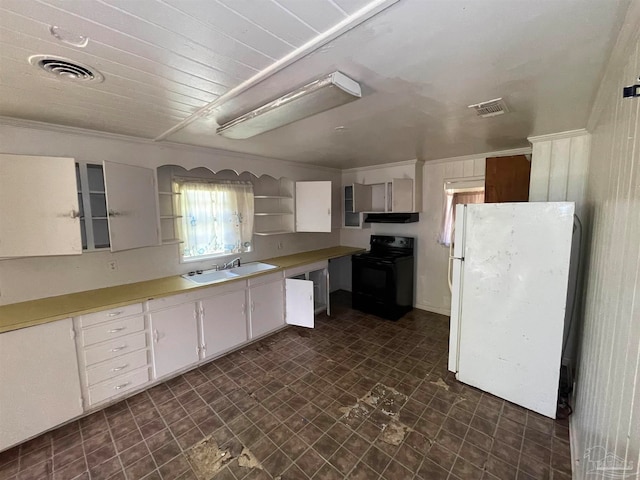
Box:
[438,180,485,246]
[175,179,254,261]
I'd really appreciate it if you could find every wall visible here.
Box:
[570,2,640,478]
[527,131,591,369]
[528,130,591,219]
[0,120,341,305]
[339,149,530,315]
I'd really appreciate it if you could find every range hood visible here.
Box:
[365,213,419,223]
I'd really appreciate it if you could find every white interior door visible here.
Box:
[150,303,199,379]
[456,202,575,418]
[0,154,81,256]
[295,181,331,232]
[285,278,314,328]
[200,290,247,358]
[103,161,160,251]
[0,318,83,451]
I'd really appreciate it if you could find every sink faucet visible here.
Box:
[222,257,241,269]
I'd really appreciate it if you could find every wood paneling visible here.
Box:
[484,155,531,203]
[528,133,591,219]
[0,0,354,139]
[571,9,640,479]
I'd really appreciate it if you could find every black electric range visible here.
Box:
[351,235,415,320]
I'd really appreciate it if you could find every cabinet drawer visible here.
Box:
[87,367,150,406]
[81,315,144,347]
[79,303,143,327]
[84,331,147,366]
[85,349,149,386]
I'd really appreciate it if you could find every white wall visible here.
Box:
[528,130,591,219]
[0,120,340,305]
[570,2,640,478]
[527,131,591,369]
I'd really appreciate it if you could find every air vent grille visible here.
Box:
[468,98,508,117]
[28,55,104,83]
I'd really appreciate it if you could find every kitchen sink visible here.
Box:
[181,270,239,284]
[228,262,278,276]
[181,262,277,285]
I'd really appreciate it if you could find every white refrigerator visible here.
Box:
[448,202,575,418]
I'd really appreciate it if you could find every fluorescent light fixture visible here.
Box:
[216,71,361,139]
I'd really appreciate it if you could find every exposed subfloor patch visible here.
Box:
[339,382,412,445]
[185,435,262,479]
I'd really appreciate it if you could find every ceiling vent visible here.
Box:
[468,97,508,117]
[28,55,104,83]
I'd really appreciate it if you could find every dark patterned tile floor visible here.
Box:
[0,292,572,480]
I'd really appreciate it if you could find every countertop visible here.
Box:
[0,246,363,334]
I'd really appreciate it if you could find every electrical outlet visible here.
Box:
[107,260,118,271]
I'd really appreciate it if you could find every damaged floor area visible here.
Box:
[0,292,572,480]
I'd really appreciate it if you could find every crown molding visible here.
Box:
[528,129,590,144]
[341,158,423,173]
[0,116,340,173]
[424,146,532,166]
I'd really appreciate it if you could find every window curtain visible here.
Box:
[438,190,484,246]
[175,179,254,259]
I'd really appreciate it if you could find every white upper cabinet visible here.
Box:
[295,181,332,232]
[0,154,82,257]
[104,161,160,251]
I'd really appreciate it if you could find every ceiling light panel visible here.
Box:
[216,71,361,139]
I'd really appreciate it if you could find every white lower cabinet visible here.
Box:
[200,288,248,359]
[284,260,330,329]
[149,302,199,379]
[248,274,285,339]
[0,318,83,451]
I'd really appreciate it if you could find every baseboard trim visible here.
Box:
[569,390,581,478]
[415,303,451,316]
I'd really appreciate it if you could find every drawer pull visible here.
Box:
[107,311,124,317]
[114,382,130,390]
[111,364,129,372]
[110,345,127,352]
[107,327,126,333]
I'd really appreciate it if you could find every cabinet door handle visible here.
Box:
[107,327,126,333]
[108,209,122,217]
[69,209,81,219]
[309,295,313,302]
[110,345,127,352]
[251,301,255,312]
[241,303,246,315]
[107,311,123,317]
[114,382,130,390]
[153,329,159,343]
[111,364,129,372]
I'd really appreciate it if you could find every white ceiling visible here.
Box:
[0,0,630,168]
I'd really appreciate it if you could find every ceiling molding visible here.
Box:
[424,147,532,166]
[341,158,423,173]
[0,116,340,173]
[153,0,399,142]
[528,129,590,143]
